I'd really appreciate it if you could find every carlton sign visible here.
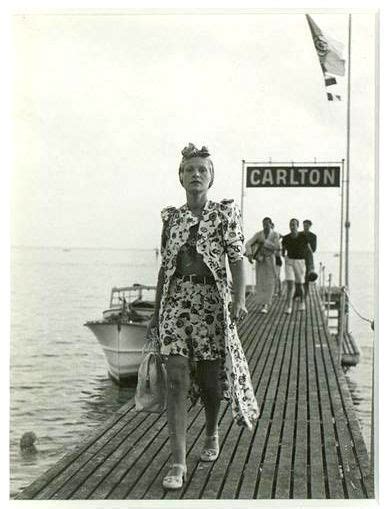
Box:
[246,165,340,187]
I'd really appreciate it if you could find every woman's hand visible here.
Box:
[230,299,248,325]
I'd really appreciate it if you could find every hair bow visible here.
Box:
[181,143,210,159]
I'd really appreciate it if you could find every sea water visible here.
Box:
[9,247,375,497]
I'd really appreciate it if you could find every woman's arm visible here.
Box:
[229,259,247,323]
[222,200,248,322]
[245,232,262,263]
[245,231,260,256]
[148,206,174,331]
[153,266,165,320]
[147,266,164,334]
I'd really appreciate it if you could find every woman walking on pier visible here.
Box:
[148,143,259,490]
[245,217,281,313]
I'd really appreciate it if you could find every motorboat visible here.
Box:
[84,284,156,385]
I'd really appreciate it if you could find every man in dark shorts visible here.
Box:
[282,218,309,314]
[302,219,318,296]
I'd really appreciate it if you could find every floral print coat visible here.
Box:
[160,199,259,430]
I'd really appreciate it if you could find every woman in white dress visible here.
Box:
[245,217,281,313]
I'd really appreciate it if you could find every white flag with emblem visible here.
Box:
[306,14,346,101]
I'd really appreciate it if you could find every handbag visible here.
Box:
[135,328,167,413]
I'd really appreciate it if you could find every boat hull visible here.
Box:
[85,321,147,385]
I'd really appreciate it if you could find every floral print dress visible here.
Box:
[159,199,260,430]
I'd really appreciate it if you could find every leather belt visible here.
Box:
[174,274,216,285]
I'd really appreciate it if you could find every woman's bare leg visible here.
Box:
[196,359,222,436]
[166,355,190,466]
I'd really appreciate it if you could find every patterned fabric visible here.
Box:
[159,199,260,429]
[160,278,224,360]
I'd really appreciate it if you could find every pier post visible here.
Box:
[338,287,346,365]
[327,273,332,321]
[321,266,326,309]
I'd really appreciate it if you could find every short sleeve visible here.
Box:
[160,206,176,258]
[221,200,244,264]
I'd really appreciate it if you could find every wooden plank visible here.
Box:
[311,336,345,497]
[309,290,345,499]
[239,296,288,498]
[238,296,294,499]
[14,401,136,500]
[71,412,165,499]
[27,298,260,500]
[142,405,210,500]
[337,380,374,498]
[293,299,309,499]
[49,411,156,499]
[181,296,282,500]
[211,297,288,500]
[274,303,300,498]
[222,317,284,499]
[305,293,326,499]
[256,301,296,499]
[108,400,205,499]
[33,404,141,500]
[130,295,264,500]
[97,300,261,500]
[313,291,370,498]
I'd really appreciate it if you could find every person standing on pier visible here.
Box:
[282,218,308,314]
[302,219,318,296]
[245,217,281,313]
[148,143,259,490]
[272,223,283,297]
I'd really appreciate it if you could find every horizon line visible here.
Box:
[10,244,375,254]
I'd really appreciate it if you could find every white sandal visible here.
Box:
[200,433,219,462]
[162,463,187,490]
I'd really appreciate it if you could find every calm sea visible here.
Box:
[10,247,375,497]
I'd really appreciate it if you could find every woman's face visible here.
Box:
[262,218,272,231]
[180,157,212,192]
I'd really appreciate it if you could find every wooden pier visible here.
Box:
[16,287,374,500]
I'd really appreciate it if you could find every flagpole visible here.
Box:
[241,159,245,218]
[344,13,352,330]
[339,158,345,286]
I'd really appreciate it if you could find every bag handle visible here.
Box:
[146,354,152,389]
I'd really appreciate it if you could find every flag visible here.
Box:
[306,14,345,101]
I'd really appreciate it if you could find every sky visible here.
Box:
[11,11,376,254]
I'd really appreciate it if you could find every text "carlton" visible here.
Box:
[246,166,340,187]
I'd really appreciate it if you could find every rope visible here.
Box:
[343,289,374,330]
